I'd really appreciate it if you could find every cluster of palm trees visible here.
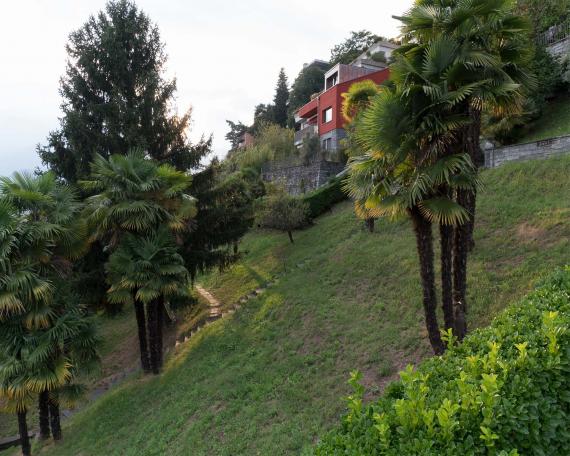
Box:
[0,151,195,455]
[0,173,99,455]
[344,0,533,354]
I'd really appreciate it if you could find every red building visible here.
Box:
[294,44,396,154]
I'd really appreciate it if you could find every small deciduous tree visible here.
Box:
[257,189,309,243]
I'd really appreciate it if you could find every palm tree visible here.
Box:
[341,80,382,233]
[106,228,189,373]
[396,0,534,339]
[0,173,99,445]
[82,151,195,373]
[345,88,476,354]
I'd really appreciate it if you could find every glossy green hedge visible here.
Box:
[302,176,347,219]
[313,267,570,456]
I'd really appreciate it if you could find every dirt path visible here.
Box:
[195,285,222,319]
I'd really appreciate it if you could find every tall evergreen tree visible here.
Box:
[272,68,289,128]
[37,0,208,180]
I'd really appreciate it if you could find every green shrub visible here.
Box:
[313,267,570,456]
[303,176,347,219]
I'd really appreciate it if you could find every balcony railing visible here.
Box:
[294,124,318,145]
[537,22,570,46]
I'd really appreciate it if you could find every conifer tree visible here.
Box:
[272,68,289,128]
[37,0,208,180]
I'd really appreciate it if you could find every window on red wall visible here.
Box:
[323,107,332,123]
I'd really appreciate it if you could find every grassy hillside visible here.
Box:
[26,156,570,456]
[520,93,570,143]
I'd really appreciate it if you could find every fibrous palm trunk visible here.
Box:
[453,189,469,341]
[17,410,31,456]
[439,224,455,331]
[287,231,294,243]
[147,300,160,375]
[156,298,164,369]
[48,393,62,441]
[410,207,445,355]
[38,389,50,440]
[134,297,151,373]
[365,218,375,233]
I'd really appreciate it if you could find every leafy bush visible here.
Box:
[256,188,310,243]
[313,267,570,455]
[303,176,347,219]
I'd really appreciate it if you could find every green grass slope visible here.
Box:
[34,157,569,456]
[520,93,570,143]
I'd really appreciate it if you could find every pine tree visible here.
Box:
[37,0,208,180]
[272,68,289,128]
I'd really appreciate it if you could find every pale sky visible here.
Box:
[0,0,413,176]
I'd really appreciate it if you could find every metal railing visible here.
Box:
[537,22,570,46]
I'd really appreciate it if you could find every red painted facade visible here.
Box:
[296,68,390,135]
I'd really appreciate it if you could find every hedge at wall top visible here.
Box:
[302,176,347,219]
[312,267,570,456]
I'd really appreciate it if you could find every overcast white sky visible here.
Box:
[0,0,413,176]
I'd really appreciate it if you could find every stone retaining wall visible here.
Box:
[484,135,570,168]
[547,36,570,59]
[261,159,344,195]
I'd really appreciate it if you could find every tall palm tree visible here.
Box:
[82,151,195,373]
[396,0,534,339]
[345,87,476,354]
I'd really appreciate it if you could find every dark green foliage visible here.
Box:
[225,120,249,152]
[330,30,382,65]
[252,103,275,134]
[314,267,570,455]
[37,0,209,180]
[302,177,347,219]
[181,163,257,282]
[515,0,570,33]
[273,68,289,128]
[289,63,331,116]
[370,51,387,63]
[300,135,323,165]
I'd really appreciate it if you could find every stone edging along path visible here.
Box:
[172,277,279,348]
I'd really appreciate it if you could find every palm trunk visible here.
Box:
[287,231,294,243]
[17,410,31,456]
[465,187,477,253]
[156,297,164,369]
[134,296,151,373]
[48,393,62,441]
[38,389,50,440]
[440,224,455,332]
[365,218,375,233]
[410,207,445,355]
[453,190,469,341]
[466,106,483,252]
[147,301,160,375]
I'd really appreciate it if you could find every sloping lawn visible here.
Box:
[25,156,570,456]
[520,93,570,143]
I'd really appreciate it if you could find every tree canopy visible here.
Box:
[37,0,209,180]
[330,30,382,65]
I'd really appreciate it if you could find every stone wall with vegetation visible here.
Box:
[261,159,344,195]
[548,37,570,57]
[484,134,570,168]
